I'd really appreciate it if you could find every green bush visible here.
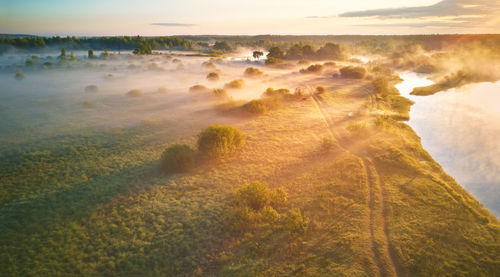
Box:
[282,208,309,238]
[197,125,245,159]
[236,181,271,210]
[160,144,196,173]
[340,66,366,79]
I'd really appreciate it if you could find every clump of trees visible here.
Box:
[244,67,264,77]
[206,72,220,81]
[213,41,232,52]
[339,66,366,79]
[133,41,152,55]
[300,64,323,74]
[267,43,344,64]
[160,144,196,173]
[224,79,245,89]
[197,125,245,159]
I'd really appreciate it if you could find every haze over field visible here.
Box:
[1,0,500,276]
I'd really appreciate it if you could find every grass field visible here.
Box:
[0,52,499,276]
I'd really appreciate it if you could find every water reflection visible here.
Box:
[397,72,500,217]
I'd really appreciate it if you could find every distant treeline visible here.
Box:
[0,35,194,54]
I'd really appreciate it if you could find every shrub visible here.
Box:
[323,61,336,67]
[189,84,210,93]
[321,137,335,152]
[243,99,267,115]
[224,79,245,89]
[212,88,228,98]
[85,85,99,93]
[282,209,309,238]
[206,72,219,81]
[160,144,196,173]
[127,89,142,97]
[202,61,216,69]
[300,64,323,74]
[244,67,263,77]
[157,87,168,93]
[340,66,366,79]
[15,70,24,80]
[315,86,326,94]
[297,59,310,66]
[25,59,35,66]
[236,181,272,211]
[197,125,245,159]
[262,88,292,98]
[83,101,96,108]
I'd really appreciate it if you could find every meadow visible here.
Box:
[0,36,499,276]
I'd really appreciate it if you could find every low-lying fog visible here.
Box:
[397,73,500,216]
[0,49,325,145]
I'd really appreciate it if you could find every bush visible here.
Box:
[282,209,309,237]
[160,144,196,173]
[236,181,272,210]
[206,72,219,81]
[321,137,335,152]
[236,181,288,210]
[15,70,24,80]
[340,66,366,79]
[297,59,310,66]
[83,101,96,108]
[85,85,99,93]
[25,59,35,66]
[212,88,228,98]
[189,84,210,93]
[323,61,336,67]
[127,89,142,97]
[243,100,268,115]
[197,125,245,159]
[262,88,292,98]
[300,64,323,74]
[157,87,168,93]
[315,86,325,94]
[224,79,245,89]
[244,67,263,77]
[202,61,216,69]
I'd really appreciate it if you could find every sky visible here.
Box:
[1,0,499,36]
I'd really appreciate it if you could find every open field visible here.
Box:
[1,40,499,276]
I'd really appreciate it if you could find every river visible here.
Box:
[396,72,500,217]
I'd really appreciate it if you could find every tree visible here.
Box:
[60,48,66,59]
[285,44,303,60]
[88,49,94,58]
[267,46,285,60]
[315,43,343,60]
[70,51,75,61]
[213,41,232,52]
[133,41,152,55]
[253,51,264,59]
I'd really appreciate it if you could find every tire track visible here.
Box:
[310,93,399,277]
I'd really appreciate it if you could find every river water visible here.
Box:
[396,72,500,217]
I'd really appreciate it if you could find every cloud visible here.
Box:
[151,23,197,27]
[338,0,493,19]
